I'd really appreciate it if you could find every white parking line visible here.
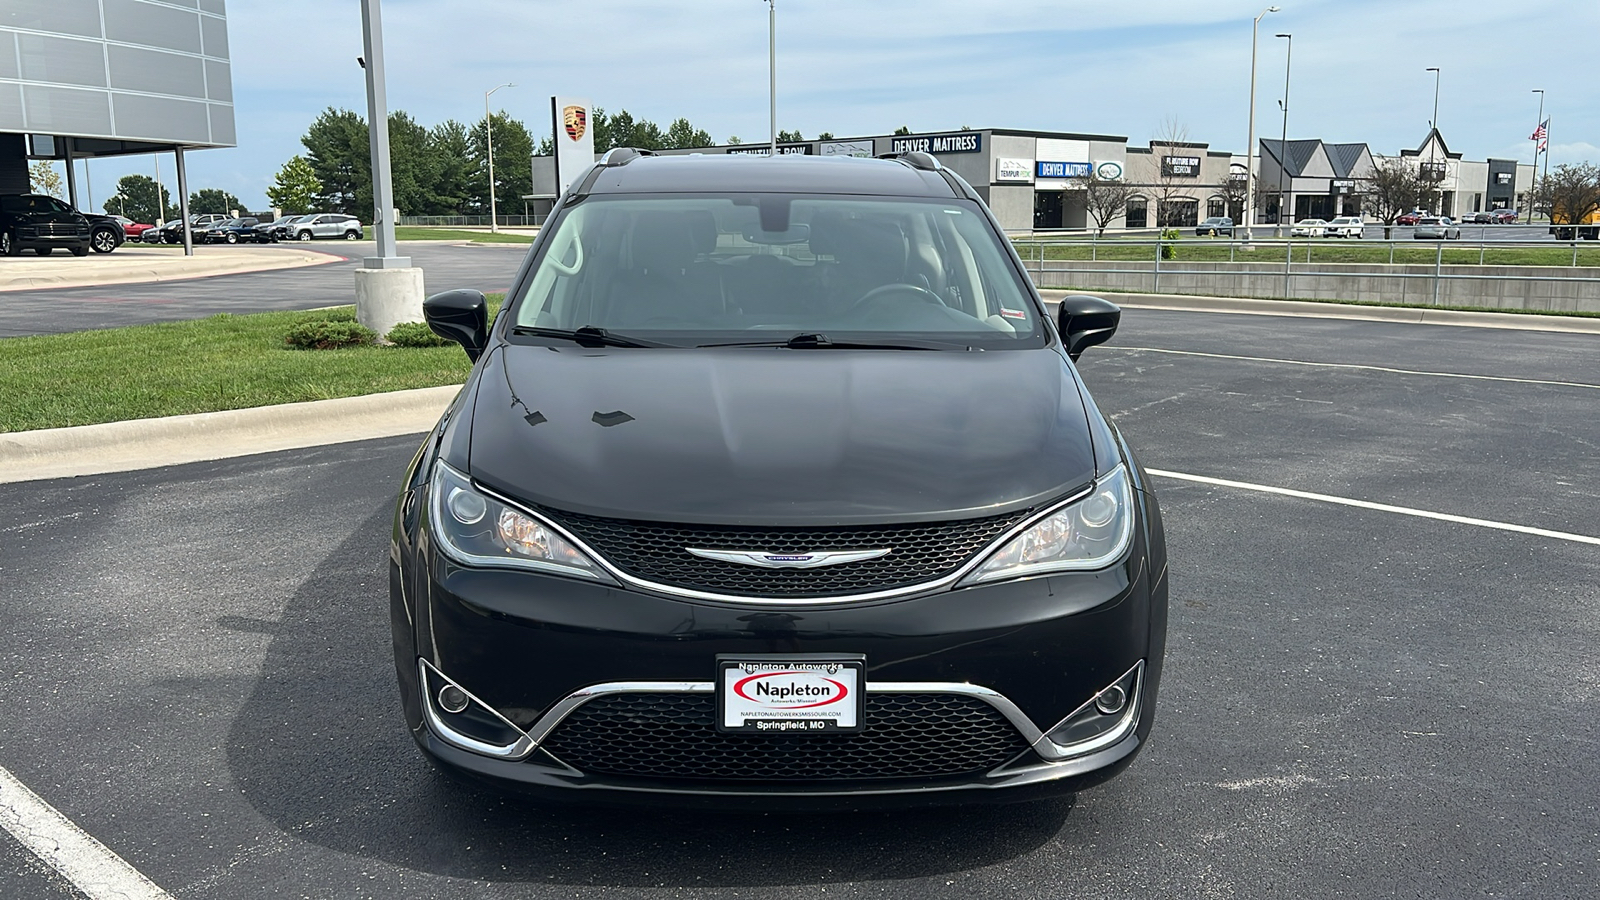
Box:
[0,765,173,900]
[1112,347,1600,391]
[1149,469,1600,547]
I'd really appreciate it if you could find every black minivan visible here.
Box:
[391,149,1168,807]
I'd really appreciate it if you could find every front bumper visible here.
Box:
[391,485,1168,807]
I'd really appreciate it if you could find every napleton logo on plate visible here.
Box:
[563,105,587,142]
[732,669,851,709]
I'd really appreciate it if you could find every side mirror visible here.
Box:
[1056,294,1121,361]
[424,289,489,361]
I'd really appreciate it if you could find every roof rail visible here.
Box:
[598,147,656,167]
[877,150,942,172]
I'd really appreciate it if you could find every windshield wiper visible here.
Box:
[511,325,670,348]
[698,332,956,350]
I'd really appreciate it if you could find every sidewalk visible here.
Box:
[0,245,342,292]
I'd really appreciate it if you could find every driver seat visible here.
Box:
[814,215,911,312]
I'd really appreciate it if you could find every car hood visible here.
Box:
[465,344,1097,525]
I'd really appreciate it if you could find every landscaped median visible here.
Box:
[0,299,498,433]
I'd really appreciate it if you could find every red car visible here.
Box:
[111,216,154,238]
[1490,209,1518,224]
[1397,211,1424,226]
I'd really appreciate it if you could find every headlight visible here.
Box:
[962,465,1134,584]
[429,461,612,581]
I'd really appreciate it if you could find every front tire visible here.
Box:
[91,229,118,253]
[71,245,89,257]
[344,230,360,240]
[0,232,15,256]
[226,232,239,244]
[297,231,313,242]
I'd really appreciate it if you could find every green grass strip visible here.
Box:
[0,299,500,433]
[394,226,536,244]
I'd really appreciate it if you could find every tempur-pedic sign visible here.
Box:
[891,133,982,154]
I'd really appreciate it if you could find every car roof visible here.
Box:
[585,153,962,199]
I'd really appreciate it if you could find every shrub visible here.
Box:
[285,320,375,350]
[386,321,449,348]
[1160,228,1180,259]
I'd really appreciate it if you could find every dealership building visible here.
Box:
[0,0,235,238]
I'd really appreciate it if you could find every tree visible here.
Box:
[665,117,714,150]
[428,120,476,215]
[189,188,243,215]
[1150,119,1197,227]
[816,132,834,141]
[1072,170,1134,237]
[893,126,912,136]
[105,174,173,224]
[468,111,534,216]
[777,128,804,143]
[29,161,63,199]
[1360,156,1424,237]
[385,110,446,217]
[1218,170,1252,223]
[1538,163,1600,231]
[302,107,371,217]
[727,135,743,145]
[266,156,320,215]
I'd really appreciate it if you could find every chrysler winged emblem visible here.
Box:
[686,548,892,569]
[563,105,587,142]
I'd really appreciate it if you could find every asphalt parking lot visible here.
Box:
[0,241,529,337]
[1,307,1596,898]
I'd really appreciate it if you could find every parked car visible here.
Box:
[1325,216,1365,238]
[199,217,262,244]
[1195,216,1234,237]
[110,215,154,239]
[393,149,1169,807]
[287,213,364,241]
[1490,209,1519,224]
[1396,211,1425,226]
[1290,218,1328,237]
[82,212,127,253]
[146,214,228,244]
[0,193,91,256]
[1463,212,1493,224]
[1413,216,1461,240]
[261,215,308,242]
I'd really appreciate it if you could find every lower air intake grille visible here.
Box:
[541,692,1031,781]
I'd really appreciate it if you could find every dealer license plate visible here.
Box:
[717,656,865,734]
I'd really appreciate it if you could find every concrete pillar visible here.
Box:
[354,267,426,340]
[63,142,79,209]
[175,147,193,256]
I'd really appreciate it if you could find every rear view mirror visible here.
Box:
[1056,295,1121,361]
[424,289,489,361]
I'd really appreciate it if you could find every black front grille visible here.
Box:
[541,692,1031,782]
[535,507,1031,597]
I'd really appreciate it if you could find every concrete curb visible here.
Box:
[0,385,459,484]
[1039,290,1600,334]
[0,248,343,293]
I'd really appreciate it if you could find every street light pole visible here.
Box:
[1275,33,1291,237]
[1242,5,1280,246]
[485,82,514,233]
[359,0,406,266]
[1426,66,1441,214]
[1529,89,1545,224]
[767,0,777,155]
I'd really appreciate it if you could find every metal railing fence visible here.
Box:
[1010,229,1600,308]
[397,215,546,228]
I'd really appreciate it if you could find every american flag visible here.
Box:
[1531,119,1549,151]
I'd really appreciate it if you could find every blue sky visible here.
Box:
[68,0,1600,213]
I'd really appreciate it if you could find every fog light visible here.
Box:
[1095,685,1128,715]
[437,685,470,714]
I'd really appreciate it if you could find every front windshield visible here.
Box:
[511,194,1043,347]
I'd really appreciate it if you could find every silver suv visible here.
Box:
[289,213,364,241]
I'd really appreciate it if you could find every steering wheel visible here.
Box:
[847,282,946,314]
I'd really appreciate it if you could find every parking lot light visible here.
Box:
[1242,5,1280,246]
[485,83,515,234]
